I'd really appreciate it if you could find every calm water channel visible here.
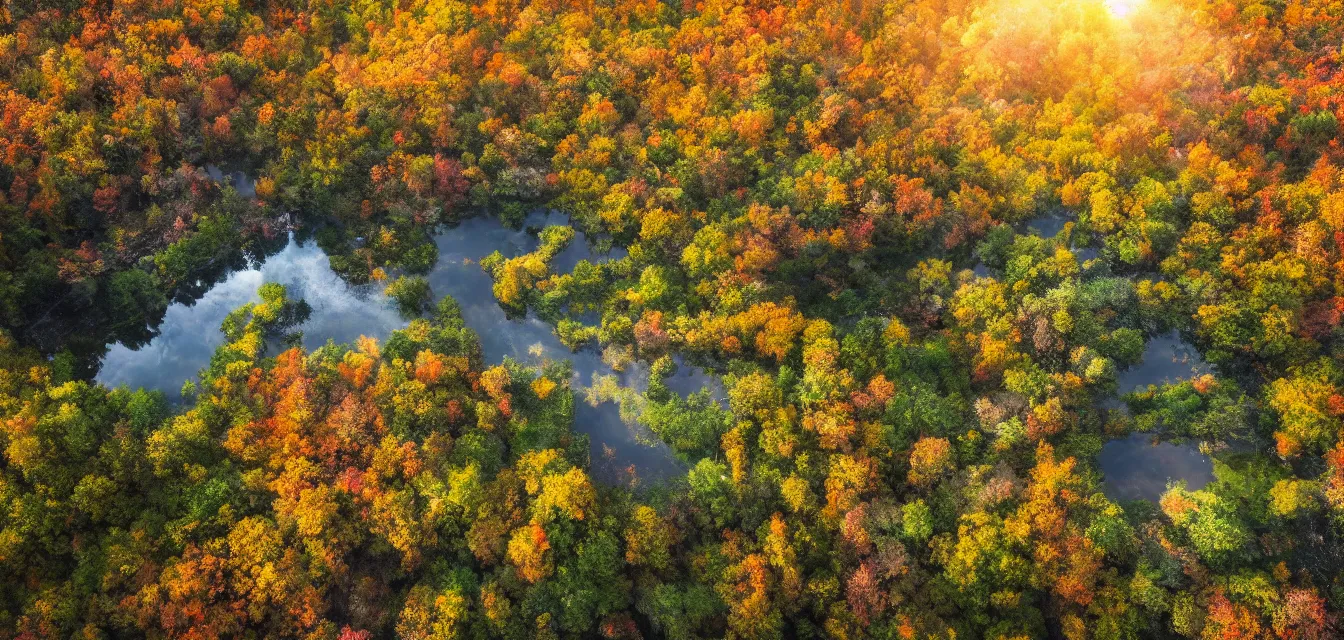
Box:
[94,188,1217,494]
[97,205,717,483]
[1019,210,1218,502]
[1099,324,1216,501]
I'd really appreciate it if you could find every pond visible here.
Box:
[1098,433,1215,502]
[204,164,256,198]
[1116,330,1210,393]
[98,239,408,397]
[1023,210,1071,238]
[97,209,721,484]
[1100,330,1216,501]
[968,212,1096,278]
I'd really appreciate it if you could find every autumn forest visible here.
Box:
[1,0,1343,637]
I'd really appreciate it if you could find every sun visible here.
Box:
[1104,0,1144,17]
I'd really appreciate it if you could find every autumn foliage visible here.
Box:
[3,0,1344,637]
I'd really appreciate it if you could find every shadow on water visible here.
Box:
[98,208,716,485]
[1100,331,1216,501]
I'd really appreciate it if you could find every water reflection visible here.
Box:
[204,164,256,198]
[1099,432,1214,502]
[97,239,408,397]
[661,355,728,403]
[427,211,695,483]
[1116,330,1209,393]
[1098,331,1216,501]
[546,221,628,274]
[1022,210,1071,238]
[1020,211,1105,264]
[98,210,715,484]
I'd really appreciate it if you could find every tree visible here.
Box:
[908,437,953,487]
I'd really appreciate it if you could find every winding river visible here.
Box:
[1018,210,1218,502]
[94,183,1216,495]
[97,206,718,484]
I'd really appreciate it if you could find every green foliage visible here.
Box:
[3,0,1344,636]
[385,274,434,317]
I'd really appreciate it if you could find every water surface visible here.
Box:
[1099,330,1216,501]
[204,164,256,198]
[1012,211,1217,502]
[98,210,717,484]
[426,212,694,482]
[1022,211,1071,238]
[1116,331,1209,393]
[1099,432,1214,502]
[98,239,407,395]
[661,354,727,403]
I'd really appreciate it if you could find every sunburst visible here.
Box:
[1104,0,1144,18]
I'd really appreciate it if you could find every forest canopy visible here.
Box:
[2,0,1344,638]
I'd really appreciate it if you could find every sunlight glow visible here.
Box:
[1104,0,1144,17]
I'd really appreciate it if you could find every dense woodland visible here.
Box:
[2,0,1344,637]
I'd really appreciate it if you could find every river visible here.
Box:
[1017,210,1218,502]
[1099,314,1216,502]
[97,207,720,484]
[94,189,1217,494]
